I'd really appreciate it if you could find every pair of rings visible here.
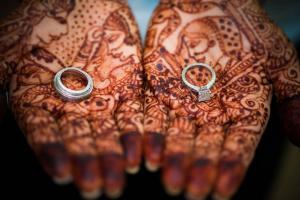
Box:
[53,63,216,102]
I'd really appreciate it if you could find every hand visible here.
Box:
[0,0,143,198]
[143,0,300,199]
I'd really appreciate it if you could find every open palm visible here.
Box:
[143,0,300,199]
[1,0,143,198]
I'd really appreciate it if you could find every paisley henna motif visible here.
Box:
[1,0,143,198]
[144,0,300,199]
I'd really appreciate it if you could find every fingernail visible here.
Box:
[212,194,229,200]
[126,166,140,174]
[53,174,73,185]
[106,189,123,199]
[144,133,164,170]
[145,160,160,172]
[163,154,187,196]
[38,143,71,180]
[101,153,125,198]
[121,132,142,171]
[81,189,102,200]
[72,155,102,192]
[214,157,245,199]
[187,159,216,199]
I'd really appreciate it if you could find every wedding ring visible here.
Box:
[181,63,216,102]
[53,67,93,101]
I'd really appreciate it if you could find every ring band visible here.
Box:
[53,67,93,101]
[181,63,216,102]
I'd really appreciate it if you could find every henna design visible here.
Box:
[1,0,143,197]
[144,0,300,199]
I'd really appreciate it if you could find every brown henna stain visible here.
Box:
[38,142,71,179]
[187,158,217,198]
[71,154,102,192]
[100,153,125,191]
[279,95,300,146]
[144,0,299,198]
[0,0,144,195]
[215,155,245,198]
[120,132,142,169]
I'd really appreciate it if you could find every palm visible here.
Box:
[1,0,143,198]
[144,0,300,199]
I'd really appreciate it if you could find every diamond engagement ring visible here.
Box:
[53,67,93,101]
[181,63,216,102]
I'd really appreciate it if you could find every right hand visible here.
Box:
[143,0,300,199]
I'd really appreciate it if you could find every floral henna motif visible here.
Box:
[144,0,300,199]
[1,0,143,198]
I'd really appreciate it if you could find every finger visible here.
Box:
[18,107,72,184]
[59,113,102,199]
[213,121,267,200]
[91,114,125,199]
[186,124,225,200]
[264,39,300,145]
[116,98,143,174]
[279,95,300,146]
[144,88,168,171]
[163,117,196,196]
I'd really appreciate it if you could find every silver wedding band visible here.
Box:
[181,63,216,102]
[53,67,93,101]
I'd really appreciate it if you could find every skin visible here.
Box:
[0,0,143,199]
[143,0,300,200]
[0,0,299,199]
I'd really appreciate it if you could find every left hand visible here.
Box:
[0,0,144,198]
[143,0,300,199]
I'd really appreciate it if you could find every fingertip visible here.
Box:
[213,157,245,199]
[186,158,217,200]
[121,132,142,173]
[71,155,102,194]
[212,194,230,200]
[38,142,72,182]
[53,174,73,185]
[144,132,165,171]
[126,166,140,174]
[279,95,300,146]
[106,188,123,199]
[80,189,102,200]
[145,160,160,172]
[164,185,182,196]
[162,153,188,196]
[101,153,125,198]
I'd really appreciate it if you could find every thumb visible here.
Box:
[279,95,300,146]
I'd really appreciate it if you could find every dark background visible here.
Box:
[1,0,300,200]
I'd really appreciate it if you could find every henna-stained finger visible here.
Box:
[162,117,196,195]
[279,95,300,146]
[100,152,125,199]
[90,114,125,199]
[186,124,225,200]
[116,98,143,174]
[59,112,102,199]
[144,88,168,172]
[264,42,300,146]
[213,122,268,200]
[17,107,72,184]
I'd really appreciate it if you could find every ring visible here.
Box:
[53,67,93,101]
[181,63,216,102]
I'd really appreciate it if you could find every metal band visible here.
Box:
[181,63,216,102]
[53,67,93,101]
